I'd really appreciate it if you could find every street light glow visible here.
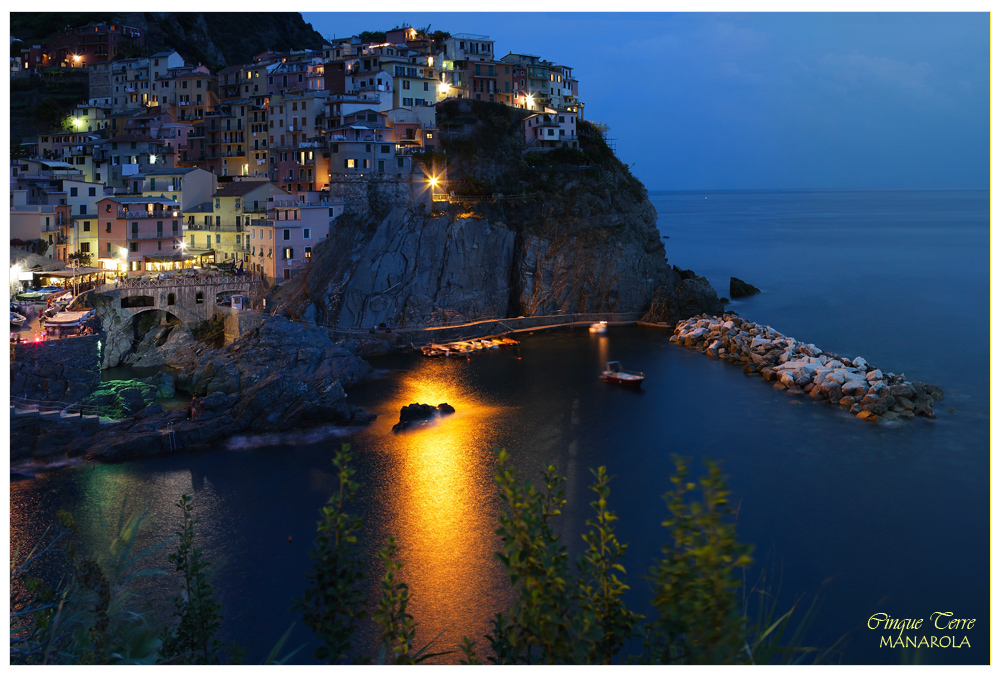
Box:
[429,176,439,188]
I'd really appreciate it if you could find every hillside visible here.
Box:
[10,12,326,72]
[267,100,721,329]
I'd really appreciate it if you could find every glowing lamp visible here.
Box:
[429,177,439,188]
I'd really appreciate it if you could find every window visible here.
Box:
[79,205,87,215]
[167,293,175,305]
[303,228,310,239]
[283,229,290,240]
[346,159,356,168]
[423,81,429,91]
[195,292,204,304]
[83,221,91,232]
[89,187,96,196]
[206,235,211,248]
[158,240,162,251]
[71,187,78,196]
[107,242,112,253]
[402,98,412,106]
[403,80,410,89]
[130,242,138,252]
[381,144,390,154]
[283,248,293,259]
[305,246,312,258]
[106,222,111,233]
[216,234,220,244]
[172,220,178,234]
[81,242,90,253]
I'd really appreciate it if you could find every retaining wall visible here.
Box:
[11,334,103,403]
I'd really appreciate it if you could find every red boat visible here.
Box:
[600,361,645,386]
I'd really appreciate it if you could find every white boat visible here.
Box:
[600,361,645,387]
[10,312,26,327]
[589,321,608,334]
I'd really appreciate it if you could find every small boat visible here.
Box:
[589,321,608,334]
[601,361,645,387]
[10,312,26,327]
[499,337,519,345]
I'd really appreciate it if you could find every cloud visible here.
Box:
[820,52,932,92]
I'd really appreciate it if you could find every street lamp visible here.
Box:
[69,258,80,297]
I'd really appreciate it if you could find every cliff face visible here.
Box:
[269,175,694,329]
[264,100,725,328]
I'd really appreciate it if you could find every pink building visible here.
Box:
[523,109,578,151]
[97,196,184,276]
[247,198,340,283]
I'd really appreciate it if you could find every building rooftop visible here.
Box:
[134,167,203,177]
[213,181,272,198]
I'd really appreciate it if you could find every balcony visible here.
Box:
[128,231,180,241]
[118,209,181,220]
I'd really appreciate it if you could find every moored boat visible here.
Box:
[589,321,608,334]
[10,312,26,327]
[600,361,644,386]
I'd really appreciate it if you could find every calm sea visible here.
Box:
[10,190,989,664]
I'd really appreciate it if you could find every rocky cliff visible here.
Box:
[268,100,720,329]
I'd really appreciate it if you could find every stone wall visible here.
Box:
[328,175,431,219]
[11,334,103,403]
[221,308,267,346]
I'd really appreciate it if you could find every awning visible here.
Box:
[143,253,195,263]
[36,268,104,278]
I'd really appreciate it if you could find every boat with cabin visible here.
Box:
[600,361,645,386]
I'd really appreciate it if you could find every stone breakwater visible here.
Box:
[670,313,944,422]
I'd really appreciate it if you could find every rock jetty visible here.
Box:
[670,313,943,422]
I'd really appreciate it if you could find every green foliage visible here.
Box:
[294,445,368,664]
[576,467,641,662]
[11,505,168,665]
[646,456,754,664]
[490,450,579,662]
[357,30,388,43]
[69,251,93,267]
[372,536,417,663]
[525,147,590,168]
[158,495,225,665]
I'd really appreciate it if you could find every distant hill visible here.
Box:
[10,12,327,143]
[10,12,326,72]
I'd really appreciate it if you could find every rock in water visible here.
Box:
[392,402,454,433]
[730,277,761,298]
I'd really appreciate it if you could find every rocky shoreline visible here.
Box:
[670,313,944,422]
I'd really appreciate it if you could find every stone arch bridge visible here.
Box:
[94,275,264,327]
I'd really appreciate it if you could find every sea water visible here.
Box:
[10,190,989,664]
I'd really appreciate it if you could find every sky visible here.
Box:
[301,11,990,191]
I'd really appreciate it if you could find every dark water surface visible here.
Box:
[10,190,989,664]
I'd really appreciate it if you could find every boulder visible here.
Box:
[392,402,446,433]
[729,277,761,298]
[437,403,456,414]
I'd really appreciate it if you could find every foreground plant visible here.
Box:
[295,445,368,663]
[646,456,754,664]
[11,506,167,665]
[158,494,225,664]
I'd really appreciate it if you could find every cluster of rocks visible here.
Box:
[392,402,455,433]
[670,313,943,422]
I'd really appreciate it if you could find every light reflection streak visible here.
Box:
[369,361,510,657]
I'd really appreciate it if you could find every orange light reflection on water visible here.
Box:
[370,360,510,657]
